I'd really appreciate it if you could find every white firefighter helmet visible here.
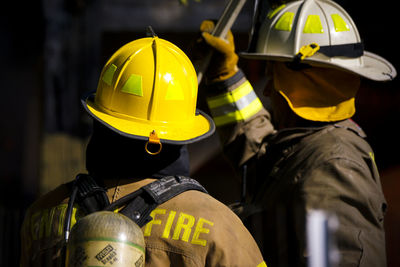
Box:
[240,0,396,81]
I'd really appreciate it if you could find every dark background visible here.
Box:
[1,0,399,266]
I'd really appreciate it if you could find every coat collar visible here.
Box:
[269,119,366,147]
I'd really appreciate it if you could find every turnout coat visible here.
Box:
[207,71,387,267]
[20,177,266,267]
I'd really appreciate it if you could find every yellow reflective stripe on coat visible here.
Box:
[207,81,254,108]
[257,261,267,267]
[207,81,263,126]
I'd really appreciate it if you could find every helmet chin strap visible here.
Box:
[318,42,364,58]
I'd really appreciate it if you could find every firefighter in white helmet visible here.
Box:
[190,0,395,266]
[20,31,267,267]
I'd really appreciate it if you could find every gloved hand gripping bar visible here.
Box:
[196,0,247,84]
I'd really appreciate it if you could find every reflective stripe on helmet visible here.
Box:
[102,64,117,86]
[275,12,294,31]
[331,14,350,32]
[303,15,324,33]
[207,81,263,126]
[267,4,286,19]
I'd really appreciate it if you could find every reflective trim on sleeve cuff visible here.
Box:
[207,81,263,126]
[209,89,258,117]
[207,80,254,108]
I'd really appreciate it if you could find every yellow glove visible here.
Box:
[189,20,239,83]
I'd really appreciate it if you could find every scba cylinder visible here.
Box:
[66,211,145,267]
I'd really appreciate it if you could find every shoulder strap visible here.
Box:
[142,175,208,204]
[105,176,208,227]
[64,174,110,241]
[72,174,110,214]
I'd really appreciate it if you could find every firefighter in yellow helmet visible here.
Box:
[20,30,267,267]
[190,0,396,266]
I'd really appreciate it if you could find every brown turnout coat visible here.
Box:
[208,72,387,267]
[20,178,266,267]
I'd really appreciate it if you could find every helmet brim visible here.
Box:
[239,50,397,82]
[82,92,215,145]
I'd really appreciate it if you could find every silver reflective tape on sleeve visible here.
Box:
[209,89,258,118]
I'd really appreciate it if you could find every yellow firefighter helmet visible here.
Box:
[82,36,215,147]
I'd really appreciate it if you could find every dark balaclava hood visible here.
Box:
[86,121,190,180]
